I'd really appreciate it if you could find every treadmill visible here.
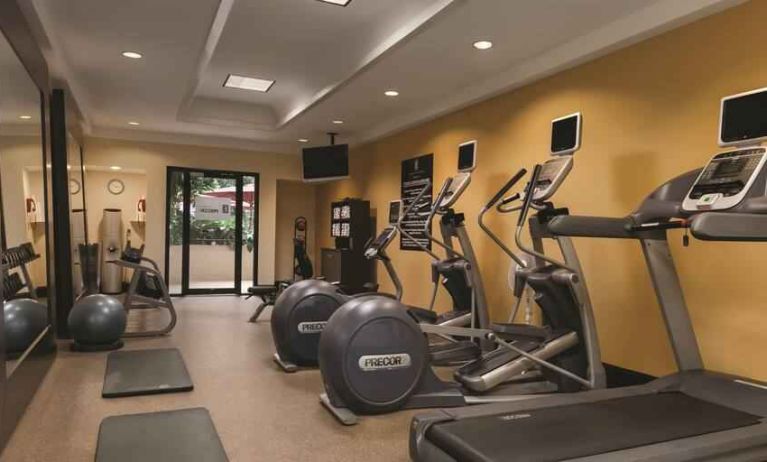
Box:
[410,90,767,461]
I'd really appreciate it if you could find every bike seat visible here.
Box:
[248,285,278,296]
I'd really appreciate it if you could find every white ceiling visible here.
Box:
[0,30,42,132]
[19,0,745,153]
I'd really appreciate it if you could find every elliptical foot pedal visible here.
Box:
[71,340,124,352]
[320,393,358,426]
[273,352,299,373]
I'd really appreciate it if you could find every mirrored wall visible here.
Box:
[0,30,51,377]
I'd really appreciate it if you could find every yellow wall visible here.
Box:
[83,137,307,285]
[275,180,317,281]
[315,1,767,380]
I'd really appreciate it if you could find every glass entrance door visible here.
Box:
[165,167,259,295]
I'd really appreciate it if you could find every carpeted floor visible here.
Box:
[0,296,416,461]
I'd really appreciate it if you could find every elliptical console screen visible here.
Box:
[458,141,476,172]
[720,88,767,145]
[365,227,396,258]
[533,153,573,201]
[551,113,580,154]
[537,160,562,185]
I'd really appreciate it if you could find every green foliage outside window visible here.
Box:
[167,173,256,252]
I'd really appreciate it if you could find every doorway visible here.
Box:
[165,167,259,295]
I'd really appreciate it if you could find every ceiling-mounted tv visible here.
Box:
[302,144,349,182]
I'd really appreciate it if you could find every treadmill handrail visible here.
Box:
[547,215,675,240]
[691,212,767,241]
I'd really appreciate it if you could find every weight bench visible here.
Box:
[246,281,289,322]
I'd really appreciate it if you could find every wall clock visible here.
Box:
[107,178,125,195]
[69,178,81,195]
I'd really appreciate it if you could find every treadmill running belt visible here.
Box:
[425,392,761,462]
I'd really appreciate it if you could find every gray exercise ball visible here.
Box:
[68,294,127,345]
[3,298,48,354]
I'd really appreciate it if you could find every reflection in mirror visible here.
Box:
[68,133,86,297]
[0,31,49,376]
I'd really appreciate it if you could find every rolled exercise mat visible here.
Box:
[101,209,123,294]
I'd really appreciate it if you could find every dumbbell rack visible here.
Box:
[2,243,40,300]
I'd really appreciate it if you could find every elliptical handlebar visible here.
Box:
[397,180,432,228]
[514,164,578,273]
[484,169,527,210]
[499,192,521,207]
[478,170,529,267]
[421,177,469,260]
[395,180,443,260]
[517,165,542,227]
[425,177,454,230]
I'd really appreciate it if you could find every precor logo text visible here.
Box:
[358,353,411,371]
[297,321,327,334]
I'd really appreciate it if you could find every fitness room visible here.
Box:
[0,0,766,461]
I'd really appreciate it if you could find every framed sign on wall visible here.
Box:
[400,153,433,251]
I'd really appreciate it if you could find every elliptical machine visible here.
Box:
[318,116,605,425]
[268,198,475,372]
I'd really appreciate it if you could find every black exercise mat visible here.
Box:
[102,348,193,398]
[426,392,762,462]
[96,407,228,462]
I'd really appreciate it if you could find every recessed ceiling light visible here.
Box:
[473,40,493,50]
[384,90,399,97]
[19,115,32,120]
[128,121,140,126]
[121,51,143,59]
[110,166,122,171]
[317,0,352,6]
[332,120,344,125]
[224,74,275,92]
[67,165,71,170]
[297,138,309,143]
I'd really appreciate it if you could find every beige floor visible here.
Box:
[1,296,416,461]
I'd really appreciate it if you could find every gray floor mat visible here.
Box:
[96,407,228,462]
[102,348,193,398]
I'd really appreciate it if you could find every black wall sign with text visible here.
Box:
[400,154,433,251]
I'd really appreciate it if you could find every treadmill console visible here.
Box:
[683,147,767,211]
[533,156,573,201]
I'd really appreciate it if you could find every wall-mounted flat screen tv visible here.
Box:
[302,144,350,182]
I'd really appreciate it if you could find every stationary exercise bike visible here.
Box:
[247,217,313,323]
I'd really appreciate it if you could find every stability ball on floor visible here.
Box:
[68,294,127,351]
[4,298,48,355]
